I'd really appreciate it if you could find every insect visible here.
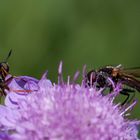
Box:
[0,49,13,96]
[86,64,140,105]
[0,50,34,98]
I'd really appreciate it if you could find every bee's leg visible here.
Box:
[109,85,113,92]
[125,89,135,105]
[0,92,2,97]
[120,91,129,105]
[0,91,2,103]
[120,88,135,105]
[1,76,14,96]
[5,76,13,85]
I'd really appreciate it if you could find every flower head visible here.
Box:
[0,131,12,140]
[0,64,139,140]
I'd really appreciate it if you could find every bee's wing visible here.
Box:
[119,67,140,91]
[120,71,140,92]
[121,67,140,78]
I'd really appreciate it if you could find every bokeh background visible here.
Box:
[0,0,140,118]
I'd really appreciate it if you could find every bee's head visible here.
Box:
[0,62,9,79]
[0,62,9,72]
[0,50,12,79]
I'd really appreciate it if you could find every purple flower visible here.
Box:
[0,131,12,140]
[0,65,139,140]
[4,75,39,108]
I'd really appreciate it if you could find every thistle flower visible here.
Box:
[0,64,139,140]
[0,132,12,140]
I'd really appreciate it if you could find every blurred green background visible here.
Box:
[0,0,140,118]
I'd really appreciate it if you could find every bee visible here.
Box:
[0,49,13,96]
[0,50,36,99]
[86,64,140,105]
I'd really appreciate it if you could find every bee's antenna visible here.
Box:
[5,49,12,62]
